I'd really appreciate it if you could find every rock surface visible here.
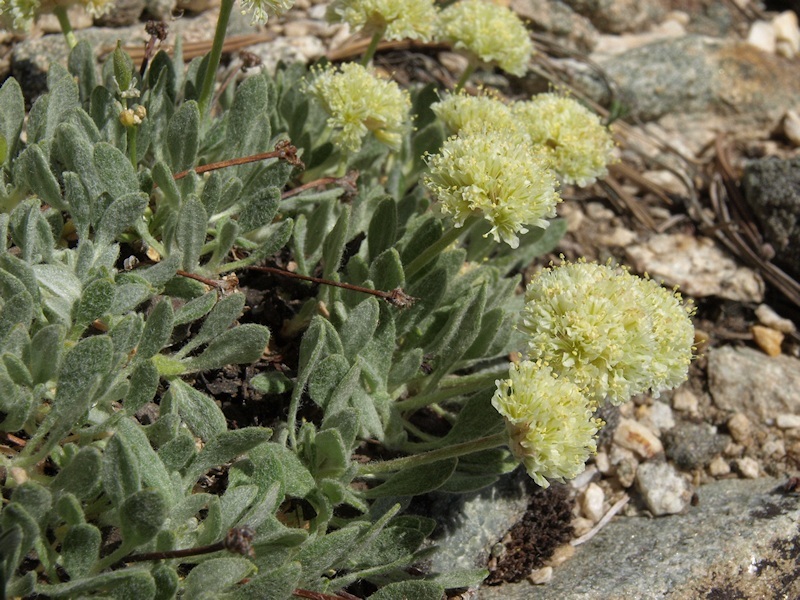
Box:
[479,478,800,599]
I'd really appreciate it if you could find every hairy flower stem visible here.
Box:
[358,431,507,475]
[395,368,505,412]
[197,0,234,119]
[454,60,476,93]
[361,30,384,65]
[404,215,480,279]
[53,6,77,49]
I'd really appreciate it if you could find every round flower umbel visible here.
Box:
[431,91,516,136]
[240,0,294,24]
[521,261,695,405]
[308,62,411,154]
[492,361,602,488]
[437,0,533,77]
[424,131,560,248]
[327,0,438,41]
[513,94,616,187]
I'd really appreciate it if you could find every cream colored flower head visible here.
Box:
[437,0,533,77]
[327,0,437,41]
[424,131,560,248]
[432,91,516,136]
[513,93,616,187]
[492,360,601,488]
[308,62,411,154]
[240,0,294,24]
[521,260,695,405]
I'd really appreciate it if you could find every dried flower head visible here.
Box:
[239,0,294,24]
[327,0,437,41]
[431,91,516,136]
[513,94,616,187]
[437,0,533,77]
[424,131,560,248]
[308,62,411,154]
[493,361,601,488]
[521,260,695,405]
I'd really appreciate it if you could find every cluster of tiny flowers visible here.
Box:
[492,361,602,488]
[240,0,294,24]
[326,0,437,41]
[431,91,516,136]
[520,260,695,405]
[0,0,113,30]
[514,94,617,187]
[307,62,410,154]
[423,132,559,248]
[437,0,533,77]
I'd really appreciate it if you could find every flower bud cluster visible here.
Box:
[327,0,437,41]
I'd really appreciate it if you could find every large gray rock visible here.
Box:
[707,346,800,422]
[742,156,800,280]
[561,0,665,33]
[479,477,800,599]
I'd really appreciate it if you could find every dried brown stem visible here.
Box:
[246,265,415,308]
[282,171,359,200]
[124,527,255,563]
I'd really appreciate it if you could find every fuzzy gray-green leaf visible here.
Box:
[103,433,141,507]
[166,100,199,172]
[17,144,65,210]
[176,196,208,272]
[138,298,174,360]
[120,489,168,546]
[0,78,24,165]
[182,324,269,372]
[167,379,226,442]
[183,557,256,599]
[363,458,457,498]
[183,427,271,486]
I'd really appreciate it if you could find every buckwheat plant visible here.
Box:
[0,0,692,596]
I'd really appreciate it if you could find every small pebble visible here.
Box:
[570,465,598,490]
[594,451,611,474]
[751,325,784,357]
[727,413,752,443]
[528,566,553,585]
[735,457,761,479]
[747,20,776,54]
[762,439,786,458]
[708,455,731,477]
[571,517,594,538]
[776,413,800,429]
[636,461,693,516]
[755,304,797,333]
[774,10,800,57]
[614,419,664,459]
[641,400,676,435]
[615,457,639,488]
[672,388,699,413]
[545,544,575,567]
[580,483,606,523]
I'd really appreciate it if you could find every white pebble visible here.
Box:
[755,304,797,333]
[735,457,760,479]
[636,462,693,516]
[727,413,752,443]
[774,11,800,56]
[708,455,731,477]
[776,414,800,429]
[747,20,776,54]
[581,483,606,523]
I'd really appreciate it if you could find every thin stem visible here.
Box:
[358,431,507,475]
[394,370,500,412]
[404,215,480,279]
[282,171,359,200]
[197,0,235,119]
[361,30,384,66]
[245,265,416,308]
[165,141,303,187]
[53,6,77,49]
[127,126,137,166]
[454,59,477,93]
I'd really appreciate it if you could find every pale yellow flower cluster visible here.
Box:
[327,0,437,41]
[240,0,295,24]
[437,0,533,77]
[521,261,695,405]
[492,361,602,488]
[307,62,411,154]
[494,261,695,487]
[514,94,617,187]
[424,132,559,249]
